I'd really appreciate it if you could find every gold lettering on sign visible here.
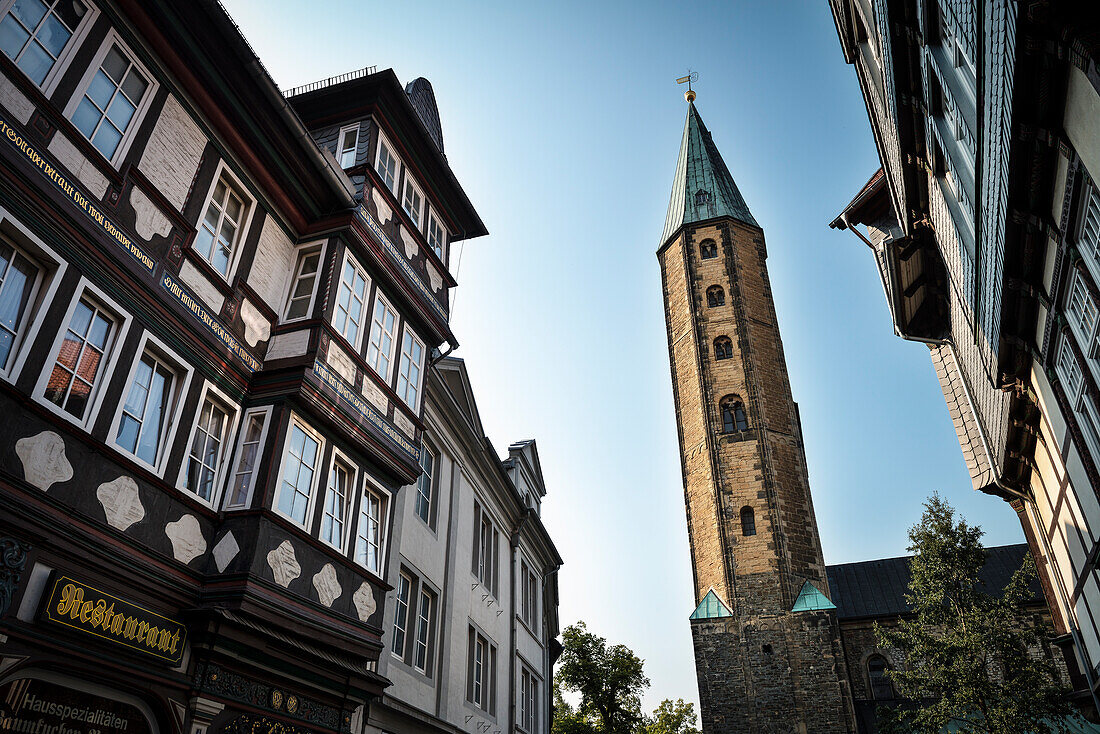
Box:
[44,577,185,663]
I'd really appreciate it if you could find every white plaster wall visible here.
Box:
[1066,67,1100,181]
[138,94,206,211]
[248,215,296,313]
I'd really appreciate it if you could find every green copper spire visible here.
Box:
[661,102,758,247]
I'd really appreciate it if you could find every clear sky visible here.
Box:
[223,0,1027,715]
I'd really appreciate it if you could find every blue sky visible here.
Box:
[224,0,1027,714]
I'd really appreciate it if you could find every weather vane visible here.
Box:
[677,70,699,102]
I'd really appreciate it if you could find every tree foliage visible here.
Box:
[556,622,650,734]
[644,699,700,734]
[875,494,1072,734]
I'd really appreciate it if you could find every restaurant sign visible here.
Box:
[0,678,152,734]
[39,575,186,665]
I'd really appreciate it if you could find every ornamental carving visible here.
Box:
[0,537,28,617]
[202,665,341,730]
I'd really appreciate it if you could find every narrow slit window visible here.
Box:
[740,506,756,536]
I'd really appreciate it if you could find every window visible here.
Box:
[699,238,717,259]
[472,502,499,596]
[720,397,748,433]
[740,506,756,537]
[366,294,398,380]
[1058,334,1100,461]
[415,446,435,526]
[114,346,183,470]
[1079,177,1100,271]
[402,175,423,229]
[427,210,447,260]
[0,0,89,88]
[224,407,270,509]
[0,240,41,372]
[414,587,435,673]
[1067,270,1100,351]
[714,336,733,360]
[355,484,385,573]
[392,572,411,659]
[43,295,115,421]
[375,132,399,192]
[195,171,249,278]
[183,391,233,503]
[521,559,538,630]
[284,245,322,321]
[467,627,497,714]
[333,255,369,346]
[68,37,152,163]
[337,124,359,169]
[277,420,321,527]
[520,667,539,733]
[706,285,724,307]
[396,327,424,409]
[321,456,352,549]
[867,655,894,700]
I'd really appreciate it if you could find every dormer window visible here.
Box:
[375,131,399,192]
[695,189,712,207]
[700,239,717,259]
[403,175,424,229]
[337,124,359,169]
[706,285,725,307]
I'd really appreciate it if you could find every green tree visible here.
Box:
[555,622,649,734]
[876,494,1072,734]
[552,676,600,734]
[644,699,700,734]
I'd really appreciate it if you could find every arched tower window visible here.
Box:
[699,239,717,259]
[867,655,894,700]
[706,286,724,307]
[714,336,733,360]
[720,396,749,433]
[740,506,756,536]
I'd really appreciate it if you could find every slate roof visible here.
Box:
[405,77,444,155]
[825,543,1042,621]
[661,102,758,247]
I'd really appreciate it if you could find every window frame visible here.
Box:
[0,236,43,380]
[396,324,425,410]
[374,129,400,193]
[331,248,372,350]
[472,500,500,598]
[706,285,724,307]
[414,442,436,529]
[108,331,192,476]
[34,279,130,430]
[427,208,448,262]
[0,0,99,96]
[281,240,326,323]
[336,123,360,169]
[62,28,159,168]
[392,570,412,660]
[467,625,498,715]
[222,405,273,510]
[412,583,437,675]
[191,161,256,283]
[402,173,424,230]
[272,413,325,531]
[353,472,391,575]
[366,290,400,383]
[176,380,239,507]
[519,664,540,734]
[320,447,356,553]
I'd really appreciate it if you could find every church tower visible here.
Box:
[658,95,855,733]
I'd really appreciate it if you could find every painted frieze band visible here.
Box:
[355,204,447,322]
[161,273,261,372]
[311,359,419,463]
[0,117,155,274]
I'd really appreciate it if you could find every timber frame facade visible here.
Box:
[0,3,561,734]
[829,0,1100,717]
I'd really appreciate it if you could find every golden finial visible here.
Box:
[677,71,699,102]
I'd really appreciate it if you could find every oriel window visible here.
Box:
[355,486,384,573]
[321,458,352,549]
[366,294,398,380]
[225,409,268,508]
[277,422,320,526]
[396,328,424,409]
[185,396,230,501]
[115,351,175,467]
[333,256,369,346]
[376,134,398,192]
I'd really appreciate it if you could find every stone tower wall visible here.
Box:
[661,217,855,733]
